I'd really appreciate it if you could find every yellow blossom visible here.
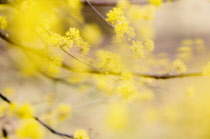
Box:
[147,0,163,6]
[2,87,14,95]
[144,39,155,52]
[121,71,134,80]
[96,50,123,73]
[81,24,102,46]
[117,81,138,102]
[54,104,71,122]
[0,16,7,29]
[16,119,44,139]
[203,62,210,75]
[130,41,145,58]
[172,59,187,73]
[106,102,129,131]
[16,103,35,118]
[74,129,90,139]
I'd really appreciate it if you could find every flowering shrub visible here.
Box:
[0,0,210,139]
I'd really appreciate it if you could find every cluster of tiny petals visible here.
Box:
[121,70,134,80]
[16,118,44,139]
[131,41,145,58]
[74,129,90,139]
[47,28,90,54]
[144,39,155,51]
[0,16,8,29]
[117,81,138,102]
[147,0,163,6]
[106,8,135,40]
[96,50,124,73]
[203,62,210,75]
[172,59,187,73]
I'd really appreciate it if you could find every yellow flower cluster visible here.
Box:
[96,50,124,73]
[130,38,154,59]
[106,102,129,131]
[41,54,63,76]
[117,0,131,10]
[147,0,163,6]
[16,119,44,139]
[74,129,90,139]
[203,62,210,76]
[42,104,71,126]
[172,59,187,73]
[130,41,145,58]
[16,103,35,118]
[106,8,135,40]
[54,104,71,122]
[121,71,134,80]
[47,28,90,54]
[0,16,7,29]
[66,0,83,23]
[177,46,192,62]
[6,103,35,119]
[81,24,102,46]
[117,81,138,102]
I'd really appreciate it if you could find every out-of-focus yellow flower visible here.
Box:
[172,59,187,73]
[121,71,134,80]
[106,8,135,40]
[203,62,210,76]
[117,0,131,10]
[2,87,14,95]
[74,129,90,139]
[147,0,163,6]
[96,50,124,73]
[81,24,102,46]
[106,102,129,131]
[130,41,145,58]
[0,16,7,29]
[117,81,138,102]
[185,86,195,97]
[54,104,71,122]
[16,103,35,118]
[16,119,44,139]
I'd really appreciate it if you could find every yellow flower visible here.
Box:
[55,104,71,122]
[16,119,44,139]
[74,129,89,139]
[106,8,135,40]
[106,102,129,131]
[147,0,163,6]
[16,103,35,118]
[2,87,14,95]
[203,62,210,75]
[130,41,145,58]
[0,16,7,29]
[172,59,187,73]
[121,71,134,80]
[96,50,123,73]
[117,81,138,102]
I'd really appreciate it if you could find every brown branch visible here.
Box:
[0,31,204,80]
[85,0,114,28]
[82,0,172,6]
[0,93,74,139]
[62,63,203,79]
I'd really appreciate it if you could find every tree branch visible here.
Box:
[82,0,173,6]
[0,93,74,139]
[0,31,204,80]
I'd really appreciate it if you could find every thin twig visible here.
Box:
[0,31,204,80]
[0,93,74,139]
[82,0,172,6]
[85,0,114,28]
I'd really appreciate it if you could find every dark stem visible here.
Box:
[0,93,74,139]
